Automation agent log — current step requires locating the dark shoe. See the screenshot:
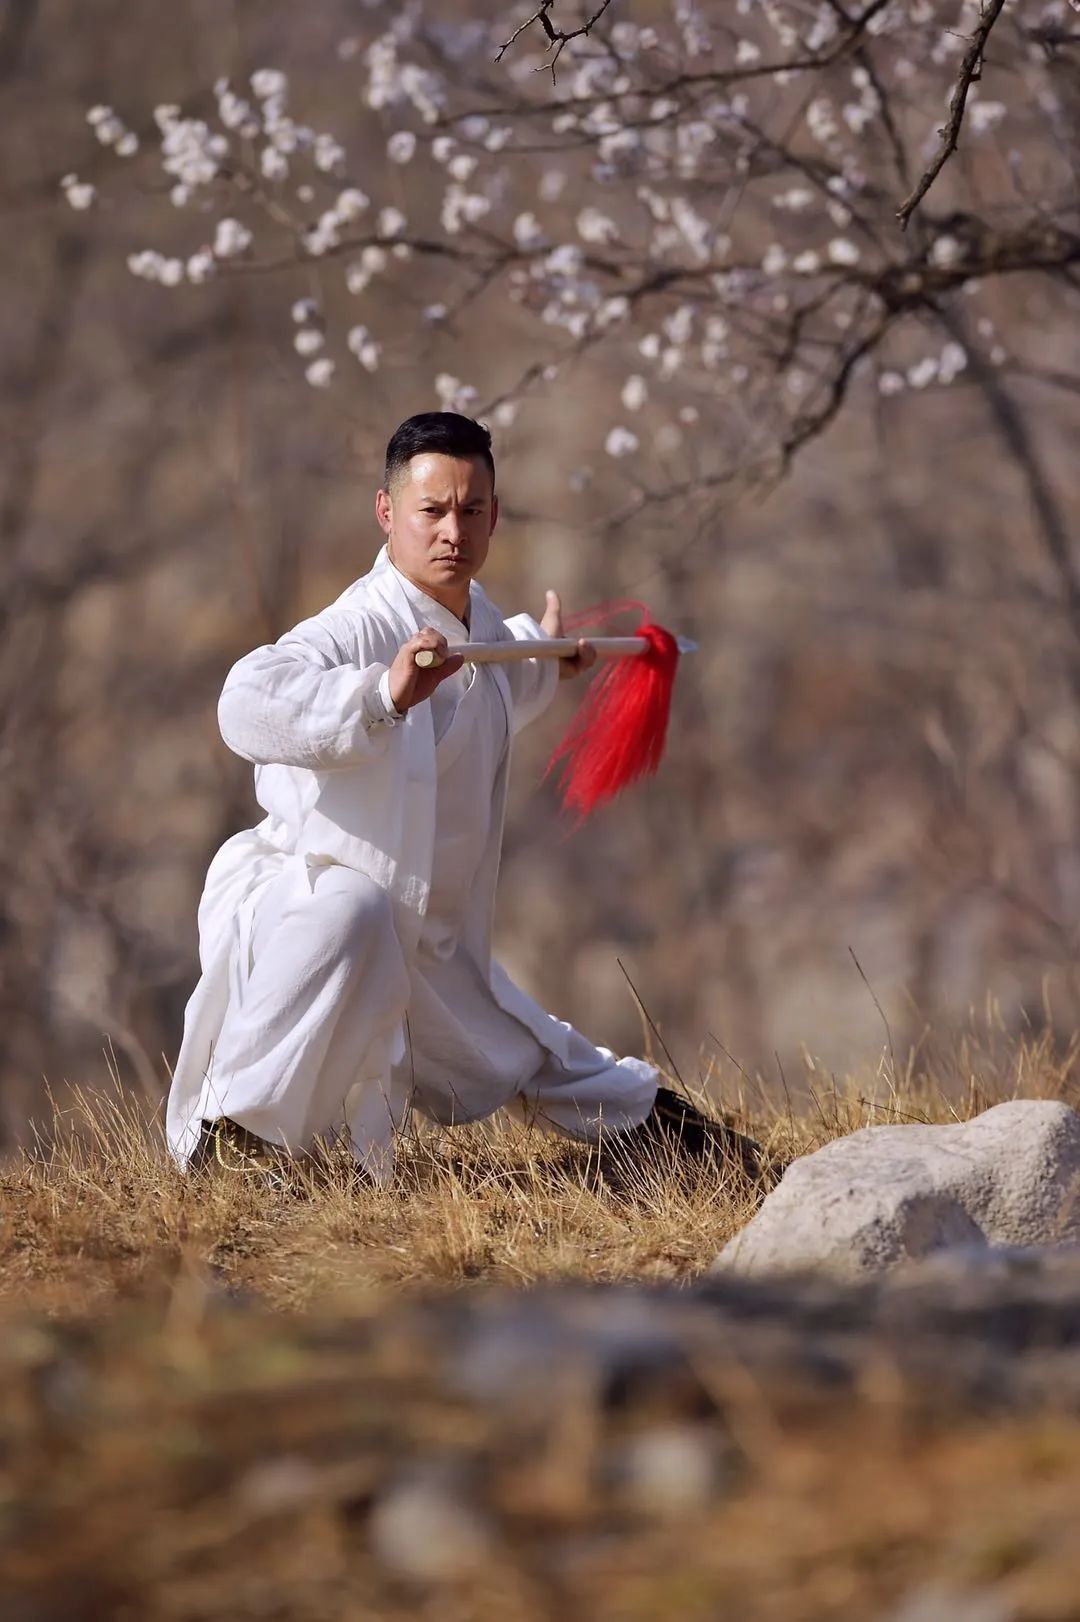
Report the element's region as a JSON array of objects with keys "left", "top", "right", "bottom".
[
  {"left": 190, "top": 1116, "right": 292, "bottom": 1188},
  {"left": 601, "top": 1086, "right": 781, "bottom": 1185}
]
